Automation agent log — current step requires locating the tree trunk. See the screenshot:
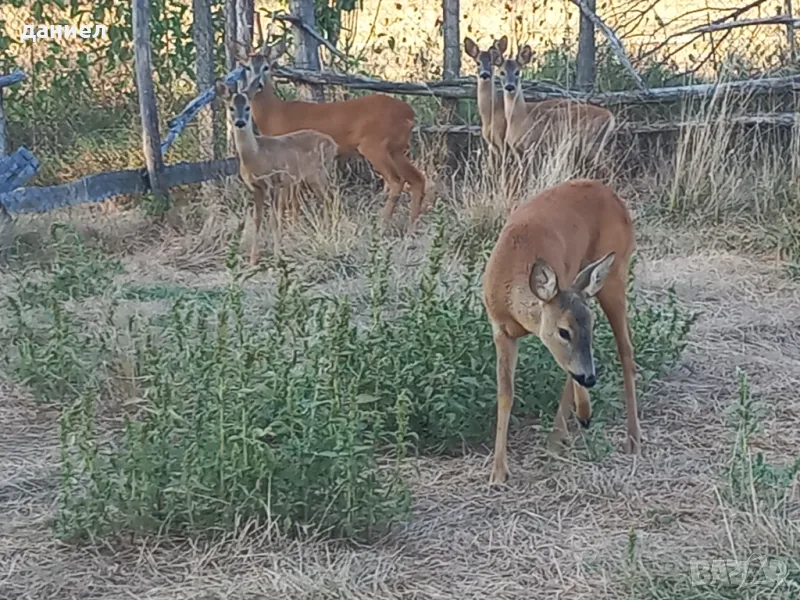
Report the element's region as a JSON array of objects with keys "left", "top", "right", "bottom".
[
  {"left": 576, "top": 0, "right": 597, "bottom": 91},
  {"left": 290, "top": 0, "right": 325, "bottom": 102},
  {"left": 441, "top": 0, "right": 461, "bottom": 168},
  {"left": 193, "top": 0, "right": 217, "bottom": 159},
  {"left": 132, "top": 0, "right": 170, "bottom": 210}
]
